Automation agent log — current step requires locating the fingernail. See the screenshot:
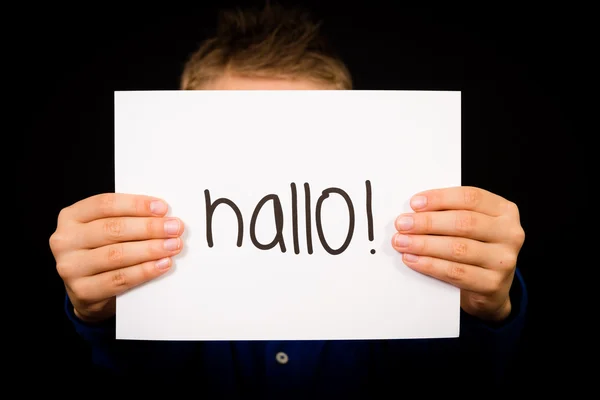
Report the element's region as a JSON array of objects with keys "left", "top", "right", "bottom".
[
  {"left": 404, "top": 253, "right": 419, "bottom": 262},
  {"left": 151, "top": 200, "right": 167, "bottom": 215},
  {"left": 394, "top": 234, "right": 411, "bottom": 247},
  {"left": 396, "top": 215, "right": 414, "bottom": 231},
  {"left": 411, "top": 196, "right": 427, "bottom": 210},
  {"left": 164, "top": 238, "right": 180, "bottom": 251},
  {"left": 155, "top": 257, "right": 171, "bottom": 270},
  {"left": 164, "top": 219, "right": 180, "bottom": 235}
]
